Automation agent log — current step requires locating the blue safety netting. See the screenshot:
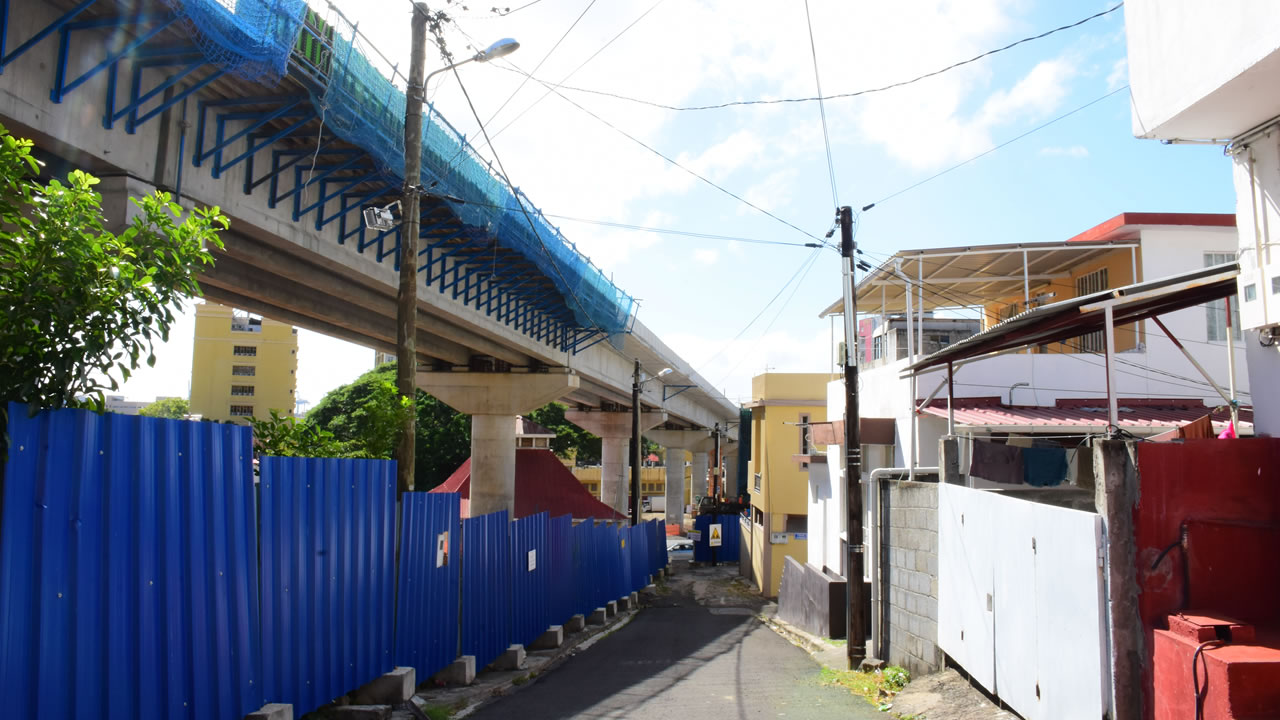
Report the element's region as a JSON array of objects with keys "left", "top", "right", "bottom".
[
  {"left": 310, "top": 11, "right": 634, "bottom": 339},
  {"left": 163, "top": 0, "right": 308, "bottom": 84}
]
